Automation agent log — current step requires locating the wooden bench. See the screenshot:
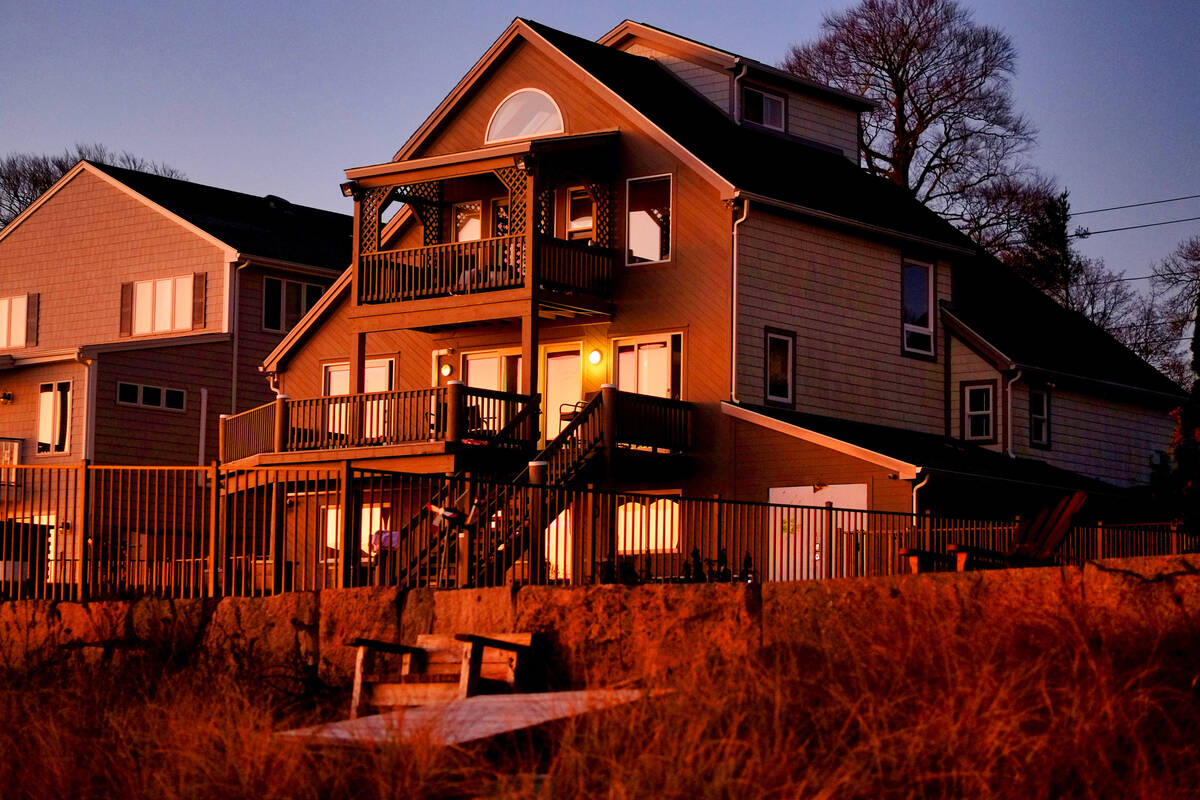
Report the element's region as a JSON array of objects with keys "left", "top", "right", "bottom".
[{"left": 345, "top": 632, "right": 542, "bottom": 718}]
